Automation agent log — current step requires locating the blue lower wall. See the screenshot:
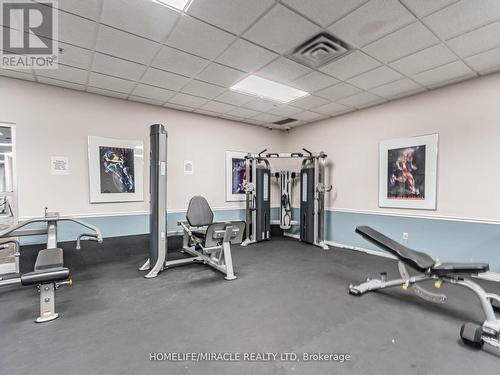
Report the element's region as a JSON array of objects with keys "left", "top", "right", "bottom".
[{"left": 20, "top": 208, "right": 500, "bottom": 272}]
